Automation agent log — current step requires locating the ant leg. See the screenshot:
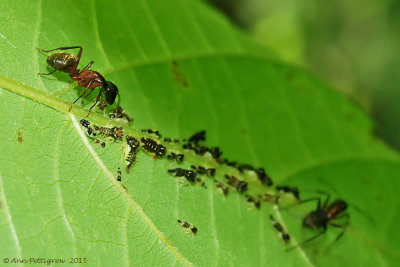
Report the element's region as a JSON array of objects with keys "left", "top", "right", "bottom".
[
  {"left": 299, "top": 197, "right": 322, "bottom": 209},
  {"left": 87, "top": 90, "right": 102, "bottom": 117},
  {"left": 280, "top": 196, "right": 321, "bottom": 211},
  {"left": 80, "top": 87, "right": 95, "bottom": 104},
  {"left": 330, "top": 223, "right": 348, "bottom": 242},
  {"left": 326, "top": 221, "right": 349, "bottom": 250},
  {"left": 68, "top": 80, "right": 93, "bottom": 112},
  {"left": 285, "top": 227, "right": 327, "bottom": 251},
  {"left": 315, "top": 191, "right": 330, "bottom": 209},
  {"left": 37, "top": 69, "right": 57, "bottom": 76},
  {"left": 116, "top": 92, "right": 121, "bottom": 106},
  {"left": 82, "top": 61, "right": 94, "bottom": 71}
]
